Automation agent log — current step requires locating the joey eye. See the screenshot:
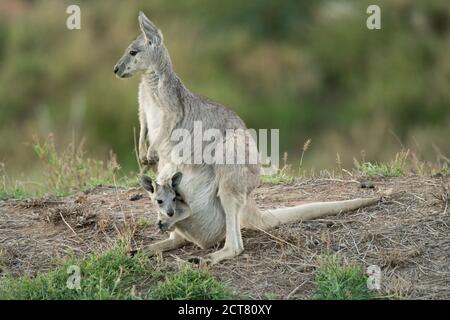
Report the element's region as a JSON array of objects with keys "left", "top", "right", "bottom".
[
  {"left": 129, "top": 50, "right": 138, "bottom": 56},
  {"left": 172, "top": 197, "right": 176, "bottom": 202},
  {"left": 157, "top": 200, "right": 163, "bottom": 204}
]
